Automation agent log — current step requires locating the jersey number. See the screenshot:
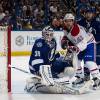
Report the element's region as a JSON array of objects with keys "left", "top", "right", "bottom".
[{"left": 35, "top": 51, "right": 40, "bottom": 57}]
